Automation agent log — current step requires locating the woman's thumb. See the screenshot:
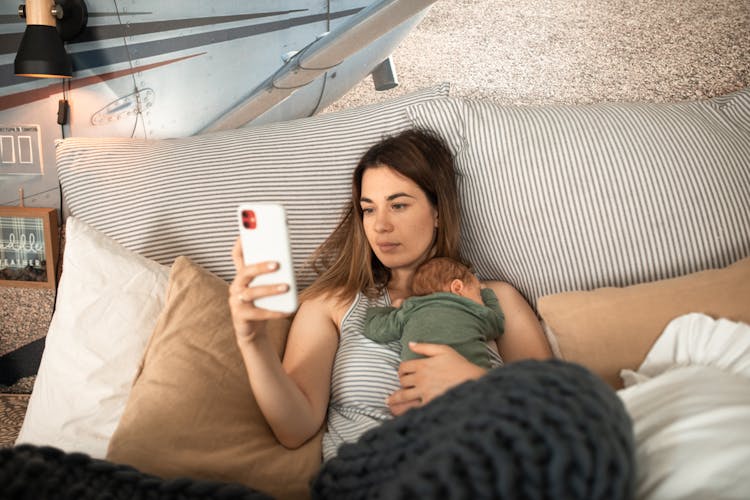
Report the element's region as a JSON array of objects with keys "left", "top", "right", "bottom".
[{"left": 408, "top": 341, "right": 449, "bottom": 357}]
